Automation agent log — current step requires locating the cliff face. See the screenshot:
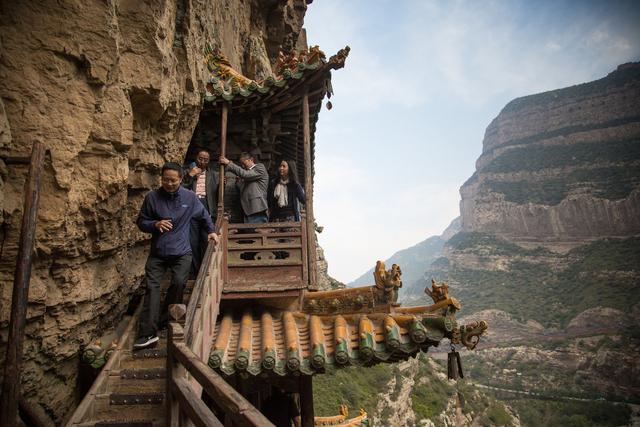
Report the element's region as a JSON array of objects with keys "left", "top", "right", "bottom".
[
  {"left": 0, "top": 0, "right": 308, "bottom": 424},
  {"left": 460, "top": 63, "right": 640, "bottom": 245}
]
